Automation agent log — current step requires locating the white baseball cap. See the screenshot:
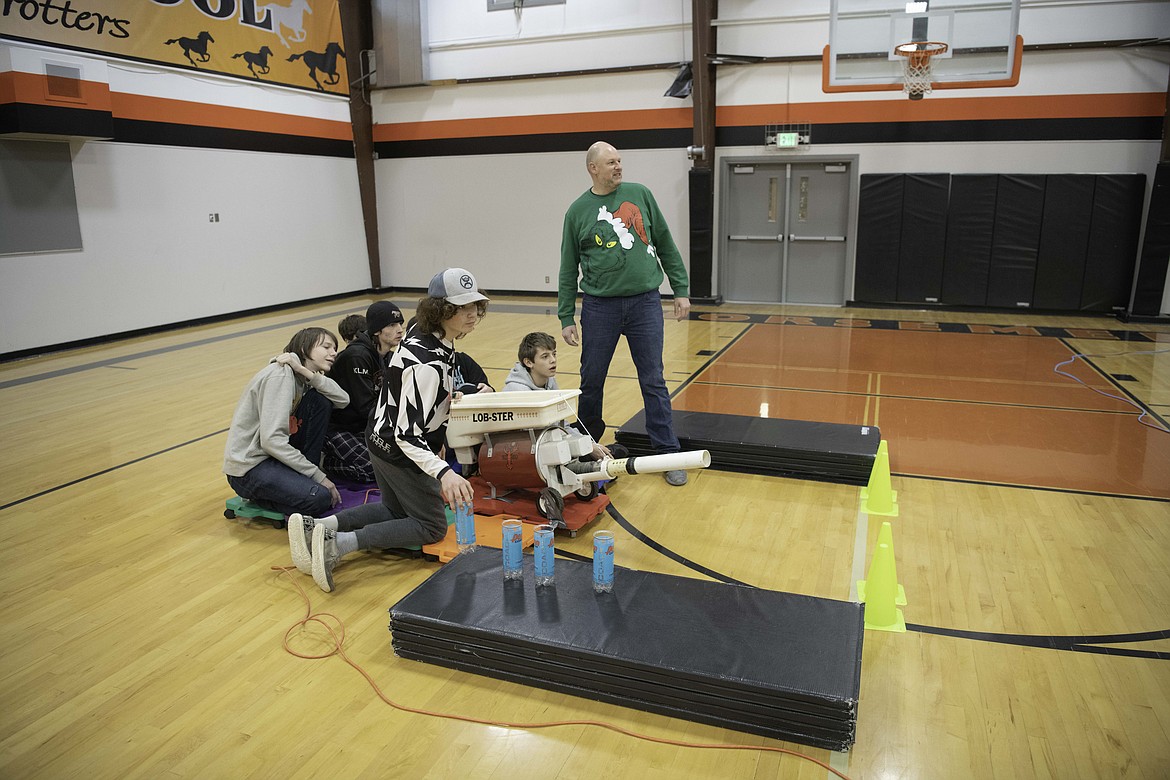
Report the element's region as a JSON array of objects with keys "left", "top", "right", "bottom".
[{"left": 428, "top": 268, "right": 489, "bottom": 306}]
